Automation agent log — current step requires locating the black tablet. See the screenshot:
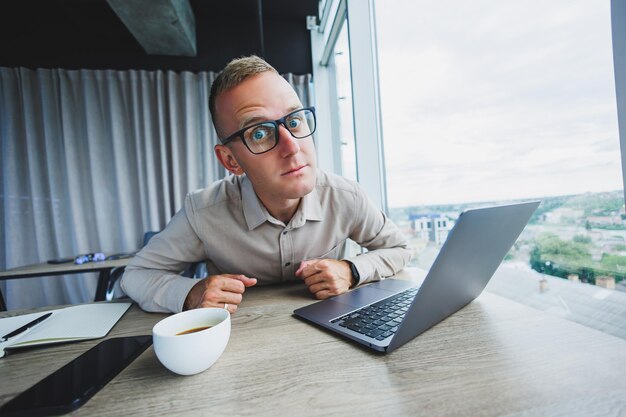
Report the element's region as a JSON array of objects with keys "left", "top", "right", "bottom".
[{"left": 0, "top": 336, "right": 152, "bottom": 416}]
